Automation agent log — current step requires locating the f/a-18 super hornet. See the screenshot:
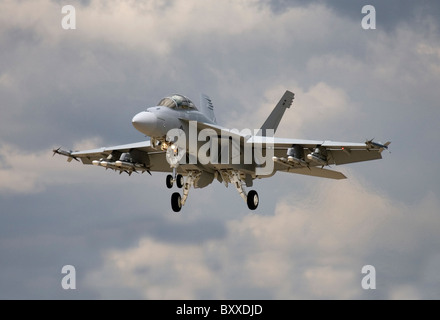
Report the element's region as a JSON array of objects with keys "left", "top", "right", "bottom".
[{"left": 54, "top": 91, "right": 390, "bottom": 212}]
